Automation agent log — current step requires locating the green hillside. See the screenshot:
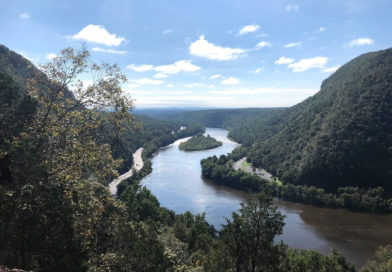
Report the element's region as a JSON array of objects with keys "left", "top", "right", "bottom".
[
  {"left": 230, "top": 48, "right": 392, "bottom": 193},
  {"left": 159, "top": 108, "right": 284, "bottom": 129}
]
